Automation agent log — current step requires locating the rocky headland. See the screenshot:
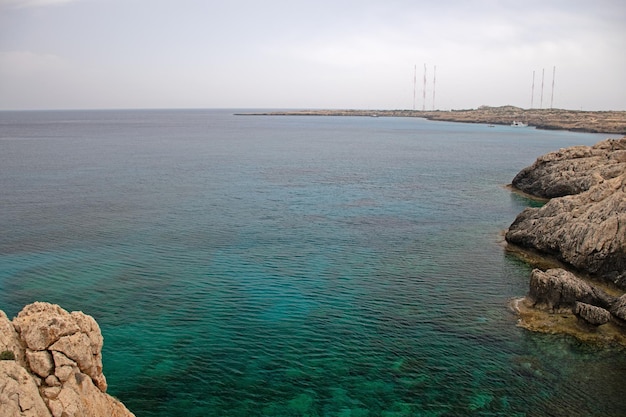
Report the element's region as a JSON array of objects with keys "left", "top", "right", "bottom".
[
  {"left": 0, "top": 302, "right": 134, "bottom": 417},
  {"left": 238, "top": 106, "right": 626, "bottom": 134},
  {"left": 505, "top": 137, "right": 626, "bottom": 346}
]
